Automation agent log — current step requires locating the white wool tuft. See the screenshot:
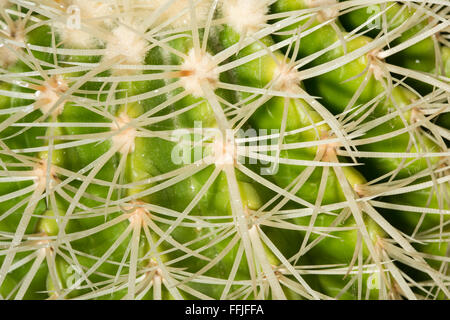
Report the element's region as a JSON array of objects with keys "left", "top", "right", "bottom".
[
  {"left": 132, "top": 0, "right": 213, "bottom": 29},
  {"left": 179, "top": 49, "right": 219, "bottom": 97},
  {"left": 273, "top": 63, "right": 302, "bottom": 94},
  {"left": 212, "top": 138, "right": 236, "bottom": 168},
  {"left": 72, "top": 0, "right": 113, "bottom": 21},
  {"left": 0, "top": 0, "right": 11, "bottom": 8},
  {"left": 305, "top": 0, "right": 339, "bottom": 22},
  {"left": 104, "top": 24, "right": 148, "bottom": 73},
  {"left": 34, "top": 76, "right": 69, "bottom": 116},
  {"left": 55, "top": 0, "right": 113, "bottom": 48},
  {"left": 32, "top": 161, "right": 57, "bottom": 189},
  {"left": 125, "top": 202, "right": 150, "bottom": 225},
  {"left": 222, "top": 0, "right": 269, "bottom": 35},
  {"left": 410, "top": 107, "right": 423, "bottom": 124},
  {"left": 0, "top": 20, "right": 26, "bottom": 68},
  {"left": 59, "top": 28, "right": 101, "bottom": 49},
  {"left": 111, "top": 112, "right": 138, "bottom": 154},
  {"left": 0, "top": 45, "right": 20, "bottom": 68},
  {"left": 368, "top": 49, "right": 385, "bottom": 81}
]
